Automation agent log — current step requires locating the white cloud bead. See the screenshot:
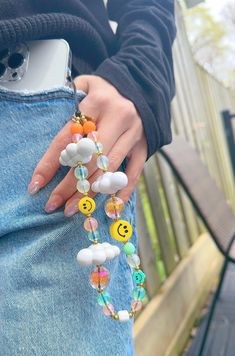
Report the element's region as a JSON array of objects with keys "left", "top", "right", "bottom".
[
  {"left": 77, "top": 249, "right": 93, "bottom": 266},
  {"left": 105, "top": 247, "right": 115, "bottom": 260},
  {"left": 111, "top": 172, "right": 128, "bottom": 189},
  {"left": 77, "top": 243, "right": 120, "bottom": 266},
  {"left": 91, "top": 171, "right": 128, "bottom": 194},
  {"left": 77, "top": 138, "right": 96, "bottom": 156},
  {"left": 92, "top": 250, "right": 106, "bottom": 264},
  {"left": 59, "top": 139, "right": 95, "bottom": 167}
]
